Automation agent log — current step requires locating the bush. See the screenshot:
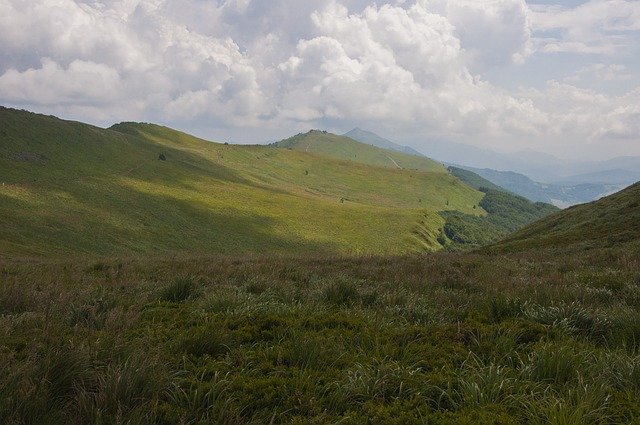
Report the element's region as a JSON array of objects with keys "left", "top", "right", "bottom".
[{"left": 526, "top": 302, "right": 612, "bottom": 343}]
